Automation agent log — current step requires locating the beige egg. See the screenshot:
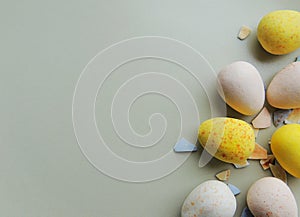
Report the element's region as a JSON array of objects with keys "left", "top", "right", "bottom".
[
  {"left": 217, "top": 61, "right": 265, "bottom": 115},
  {"left": 181, "top": 180, "right": 236, "bottom": 217},
  {"left": 247, "top": 177, "right": 298, "bottom": 217},
  {"left": 267, "top": 62, "right": 300, "bottom": 109}
]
